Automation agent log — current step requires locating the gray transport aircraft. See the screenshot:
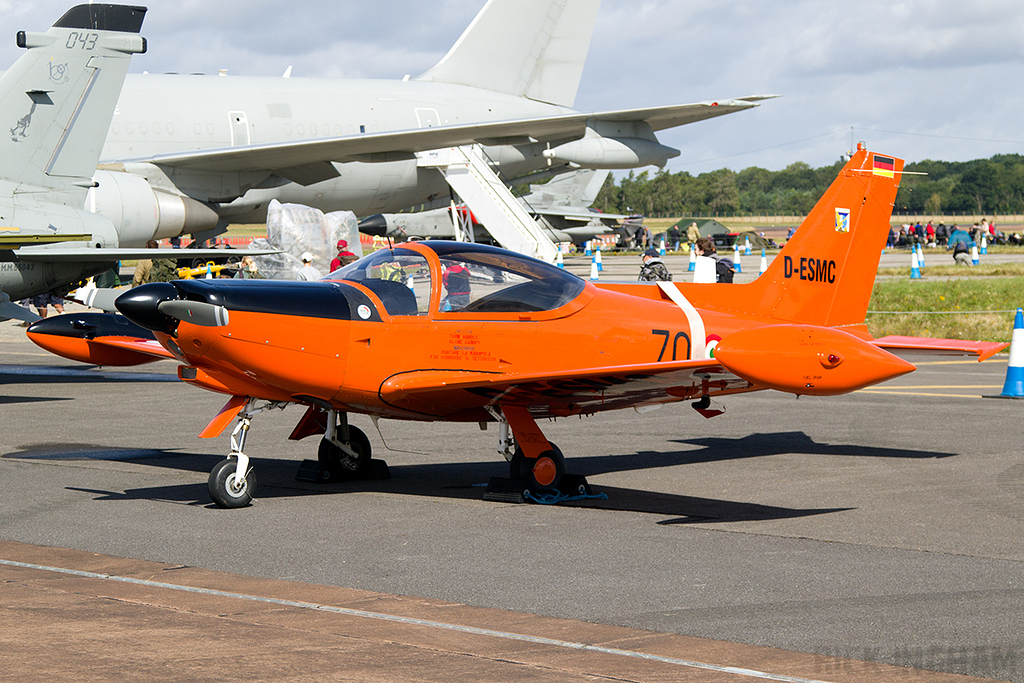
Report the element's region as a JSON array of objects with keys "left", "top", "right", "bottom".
[
  {"left": 358, "top": 169, "right": 632, "bottom": 245},
  {"left": 92, "top": 0, "right": 771, "bottom": 242},
  {"left": 0, "top": 4, "right": 276, "bottom": 322}
]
